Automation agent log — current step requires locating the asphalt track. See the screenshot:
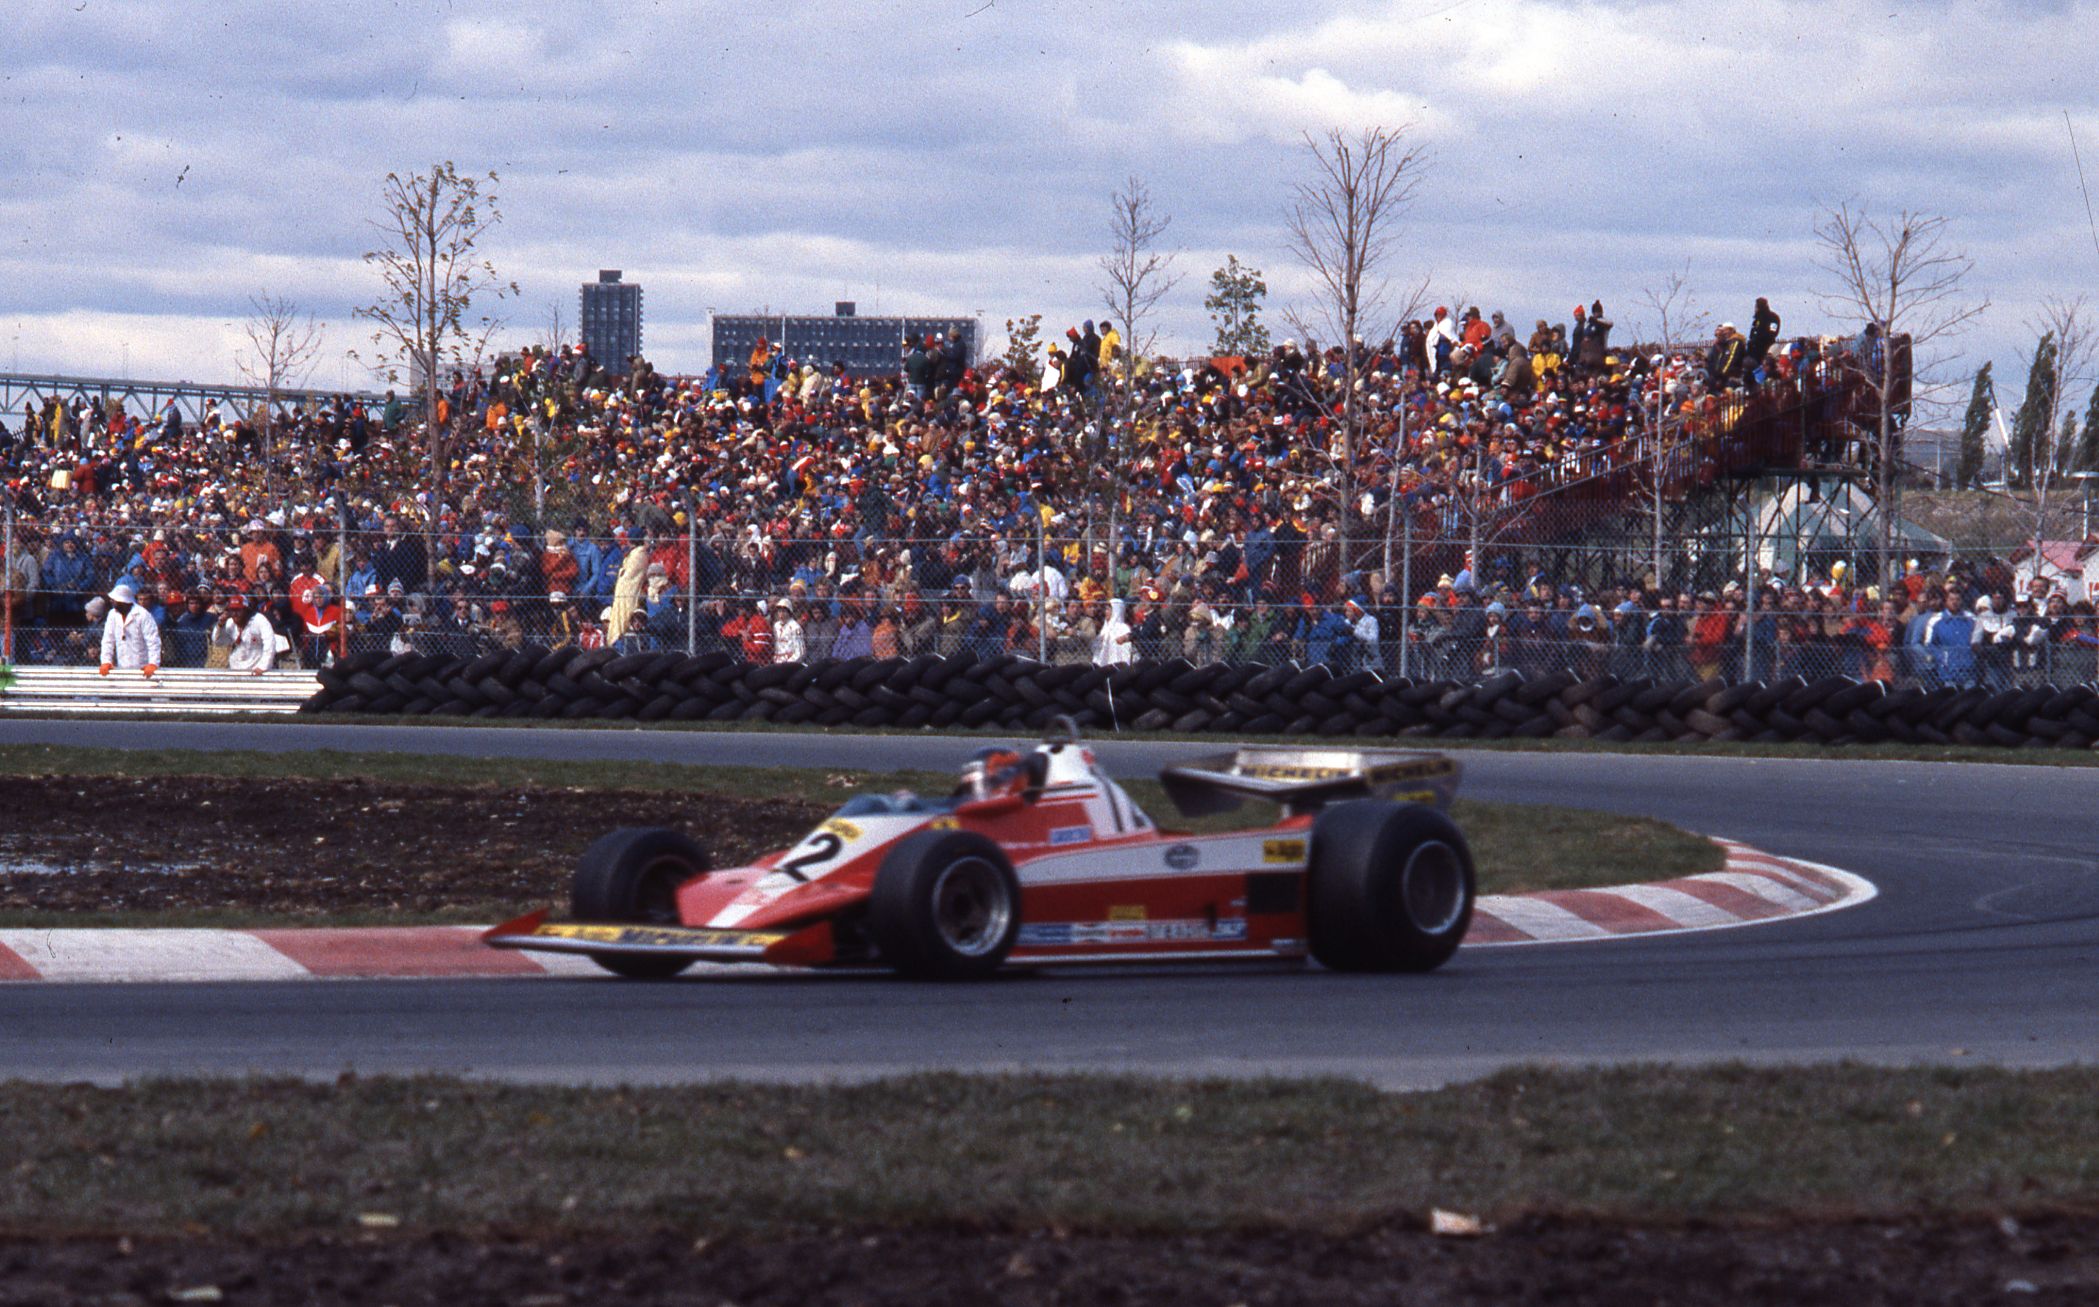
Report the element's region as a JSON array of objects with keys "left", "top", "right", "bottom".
[{"left": 2, "top": 718, "right": 2096, "bottom": 1087}]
